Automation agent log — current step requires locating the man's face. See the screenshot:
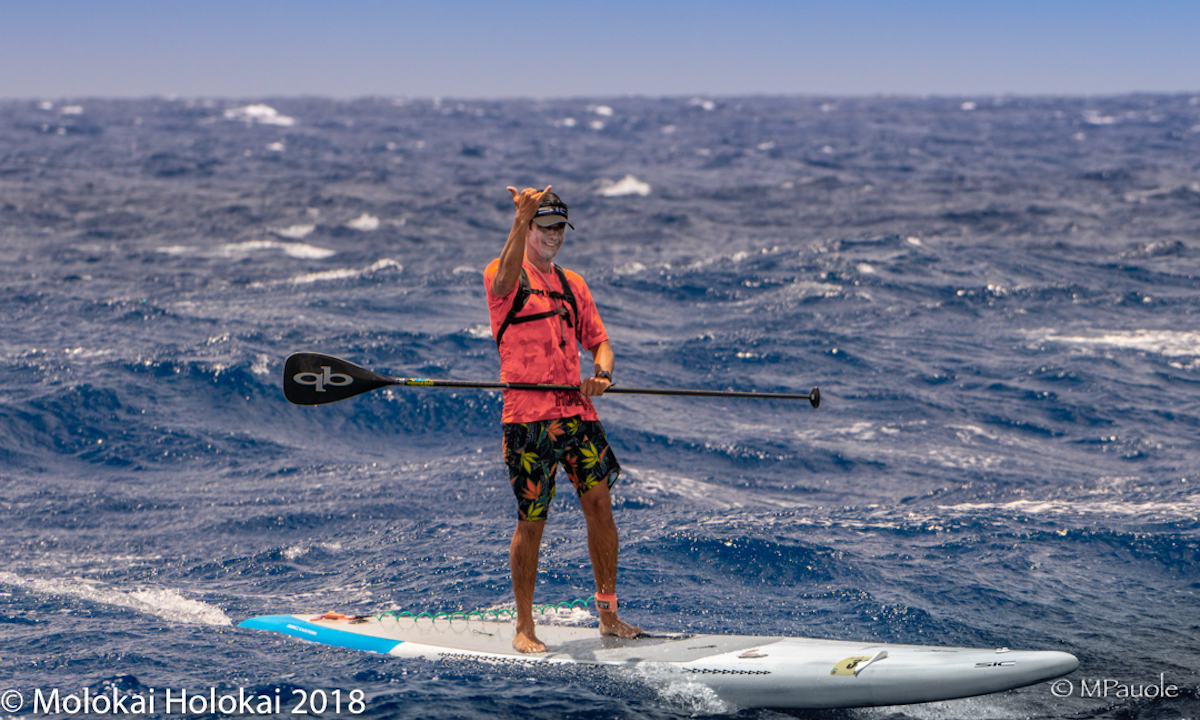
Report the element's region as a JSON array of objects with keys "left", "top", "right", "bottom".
[{"left": 526, "top": 221, "right": 566, "bottom": 264}]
